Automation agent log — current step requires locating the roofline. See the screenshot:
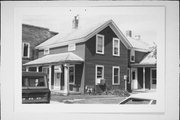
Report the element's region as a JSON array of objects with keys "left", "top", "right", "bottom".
[
  {"left": 36, "top": 19, "right": 132, "bottom": 50},
  {"left": 130, "top": 64, "right": 156, "bottom": 67}
]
